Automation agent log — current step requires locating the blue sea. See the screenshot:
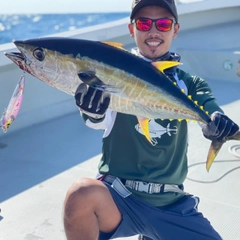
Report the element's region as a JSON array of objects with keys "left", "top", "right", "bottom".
[{"left": 0, "top": 13, "right": 129, "bottom": 45}]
